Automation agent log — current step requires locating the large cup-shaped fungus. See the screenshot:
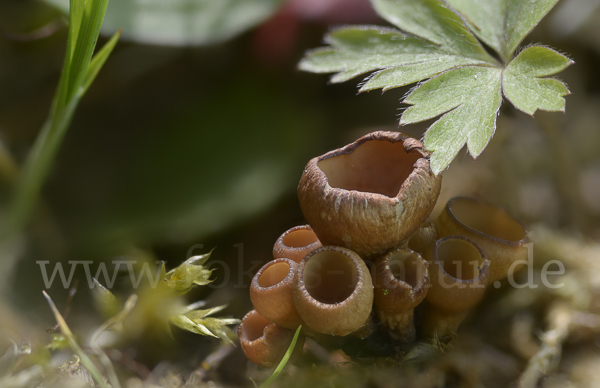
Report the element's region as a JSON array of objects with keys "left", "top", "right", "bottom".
[
  {"left": 293, "top": 246, "right": 373, "bottom": 336},
  {"left": 273, "top": 225, "right": 322, "bottom": 263},
  {"left": 250, "top": 258, "right": 302, "bottom": 329},
  {"left": 238, "top": 310, "right": 305, "bottom": 368},
  {"left": 298, "top": 131, "right": 441, "bottom": 258},
  {"left": 422, "top": 236, "right": 490, "bottom": 339},
  {"left": 436, "top": 197, "right": 528, "bottom": 284},
  {"left": 372, "top": 247, "right": 429, "bottom": 342}
]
